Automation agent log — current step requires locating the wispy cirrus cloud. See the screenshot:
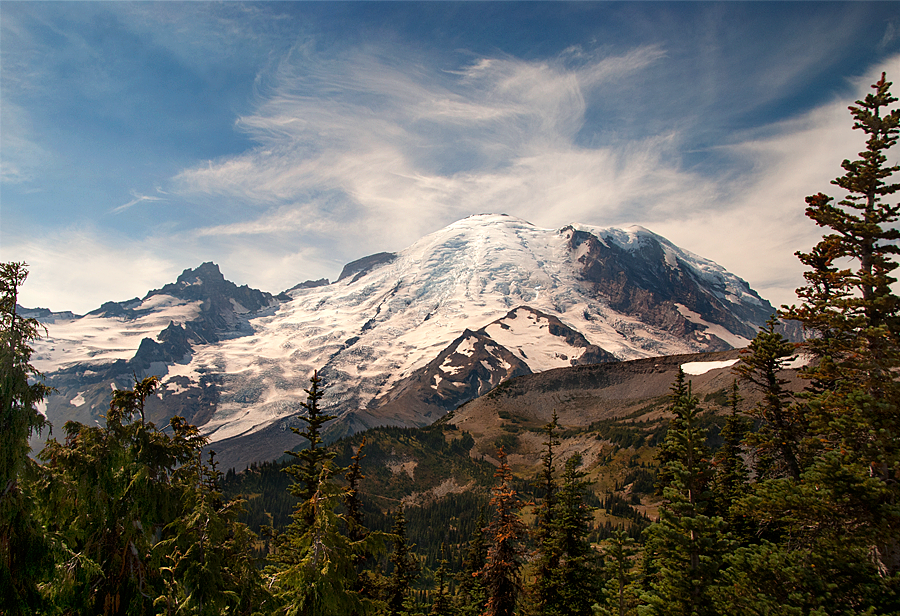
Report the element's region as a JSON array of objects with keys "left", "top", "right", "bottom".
[
  {"left": 176, "top": 45, "right": 693, "bottom": 246},
  {"left": 176, "top": 43, "right": 900, "bottom": 308},
  {"left": 112, "top": 190, "right": 167, "bottom": 214},
  {"left": 0, "top": 101, "right": 48, "bottom": 184}
]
